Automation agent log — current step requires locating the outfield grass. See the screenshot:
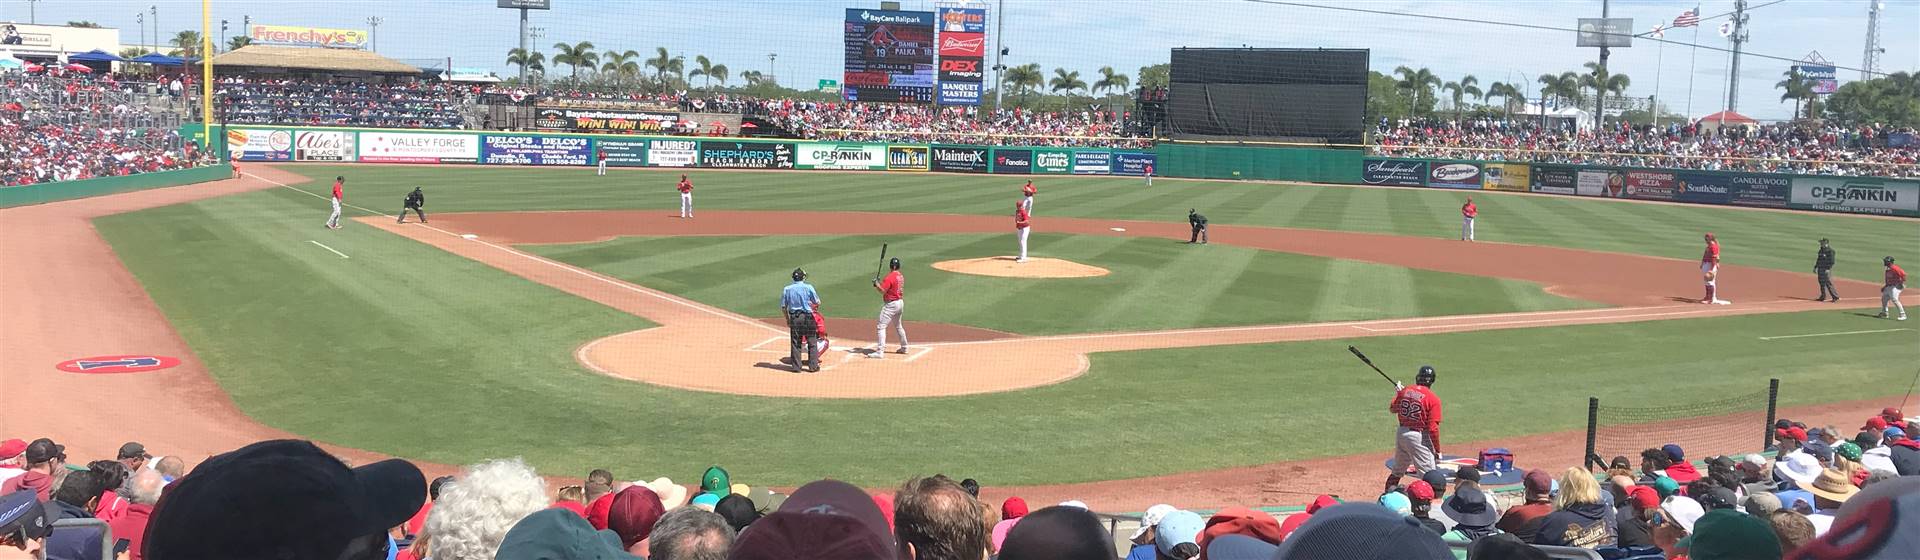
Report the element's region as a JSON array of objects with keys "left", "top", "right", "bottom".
[
  {"left": 524, "top": 233, "right": 1597, "bottom": 335},
  {"left": 96, "top": 186, "right": 1919, "bottom": 485},
  {"left": 279, "top": 165, "right": 1919, "bottom": 283}
]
